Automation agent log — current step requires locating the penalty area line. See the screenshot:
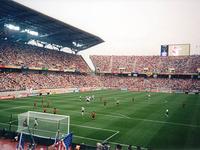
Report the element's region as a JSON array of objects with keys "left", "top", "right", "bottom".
[
  {"left": 74, "top": 135, "right": 147, "bottom": 150},
  {"left": 103, "top": 131, "right": 119, "bottom": 143}
]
